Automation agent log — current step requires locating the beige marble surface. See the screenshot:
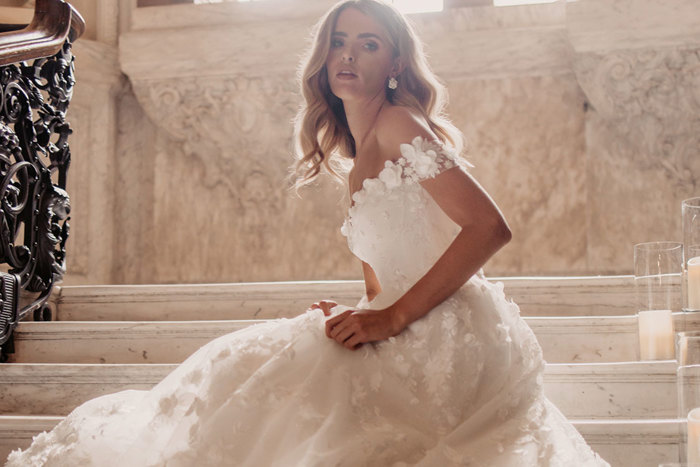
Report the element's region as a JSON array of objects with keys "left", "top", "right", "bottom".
[
  {"left": 447, "top": 74, "right": 588, "bottom": 274},
  {"left": 56, "top": 0, "right": 700, "bottom": 284}
]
